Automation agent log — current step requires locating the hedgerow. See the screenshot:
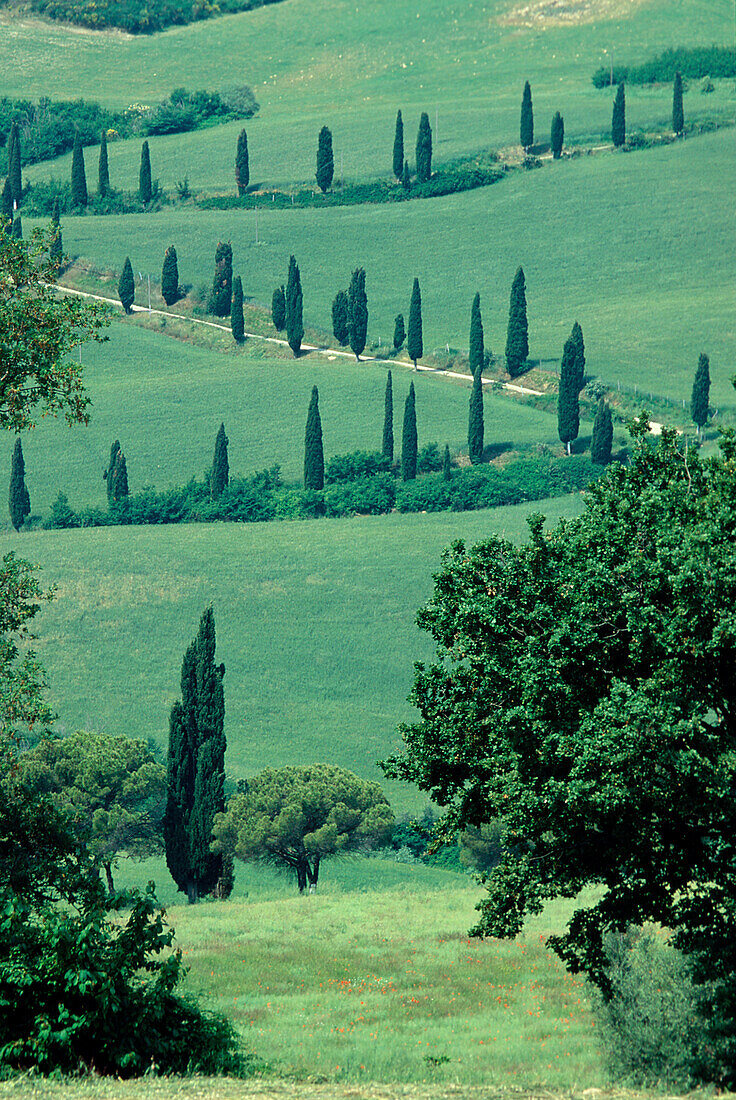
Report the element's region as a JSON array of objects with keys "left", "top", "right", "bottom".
[
  {"left": 7, "top": 0, "right": 285, "bottom": 34},
  {"left": 592, "top": 45, "right": 735, "bottom": 87}
]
